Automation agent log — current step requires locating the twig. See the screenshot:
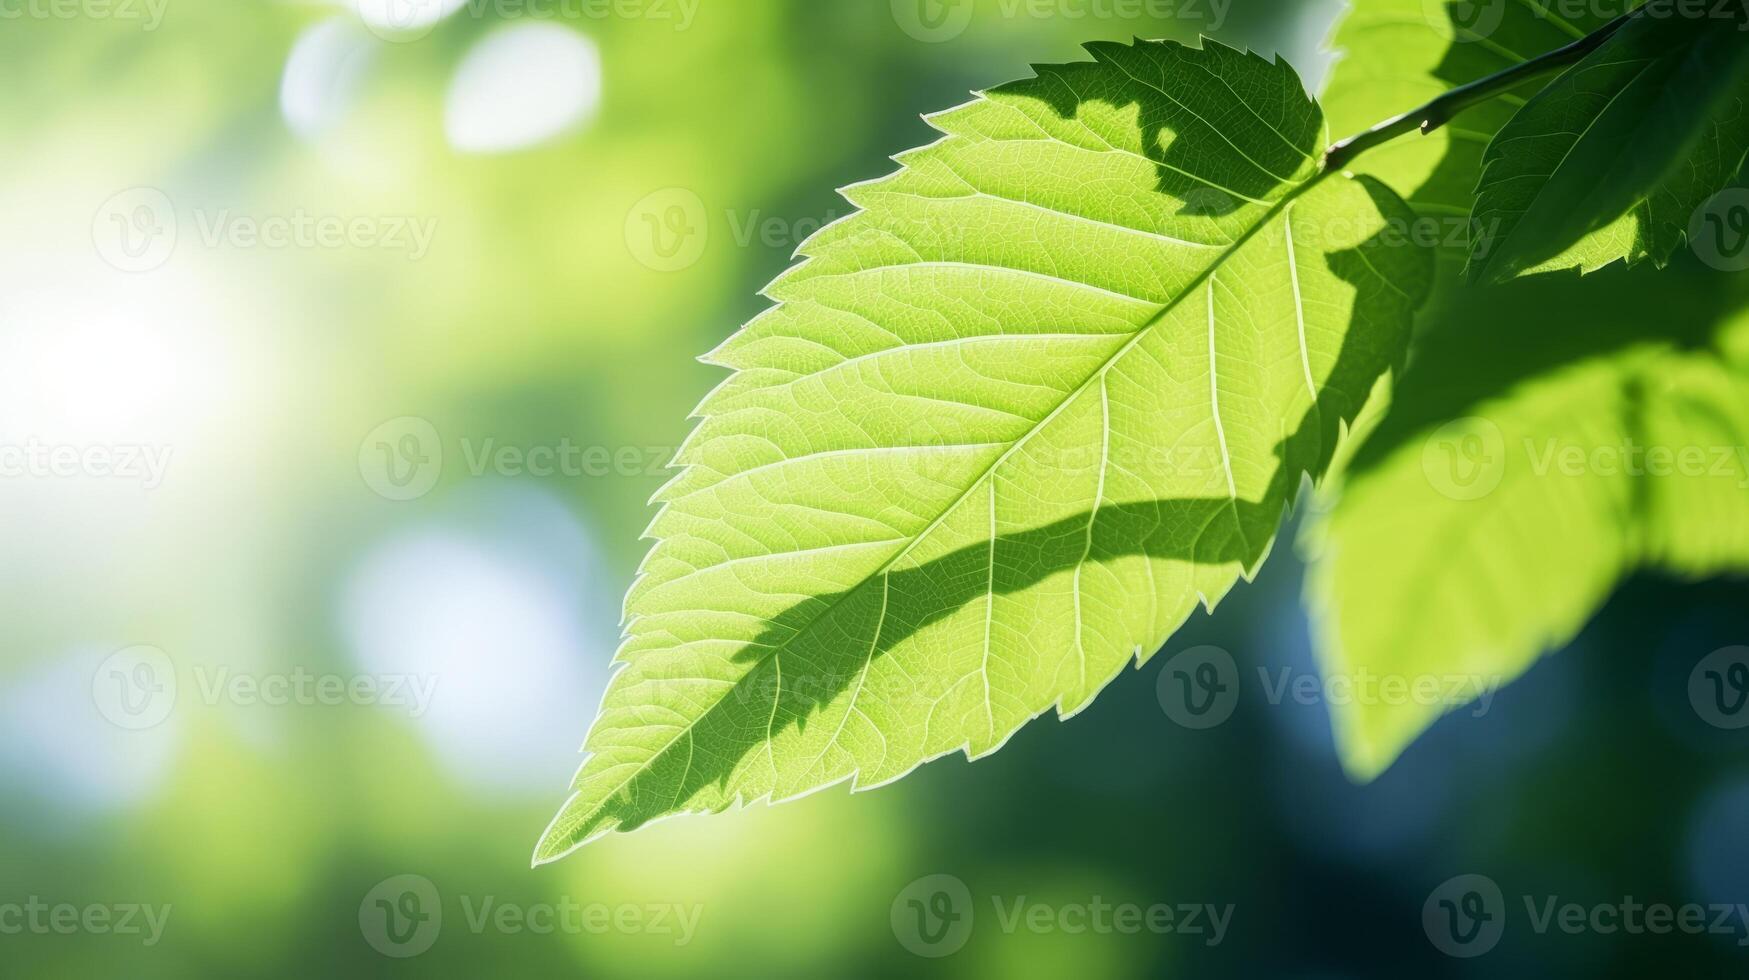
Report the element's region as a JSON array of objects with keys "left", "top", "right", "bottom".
[{"left": 1321, "top": 8, "right": 1639, "bottom": 173}]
